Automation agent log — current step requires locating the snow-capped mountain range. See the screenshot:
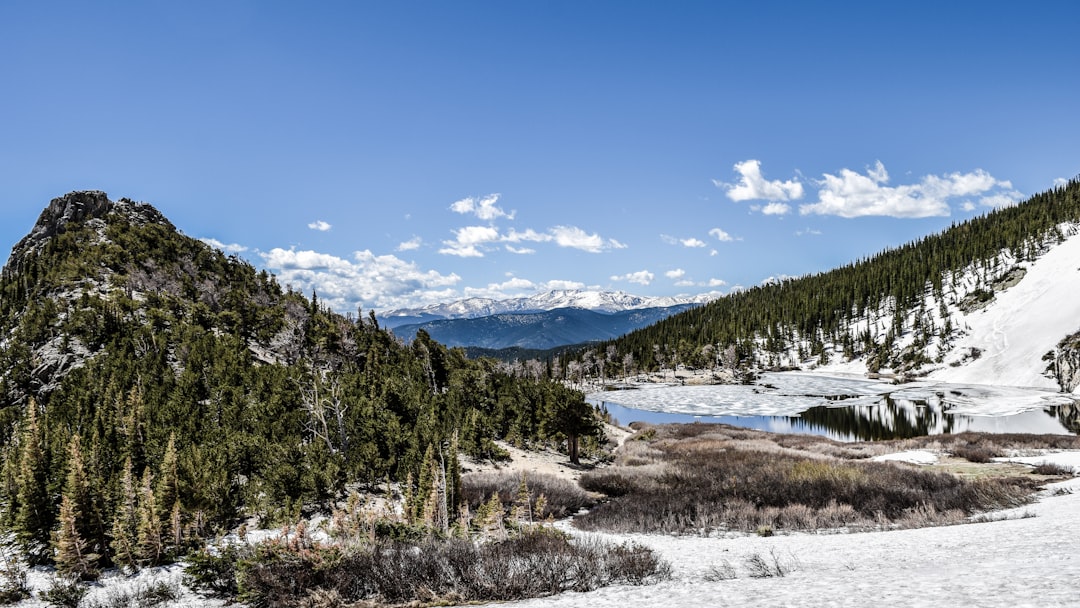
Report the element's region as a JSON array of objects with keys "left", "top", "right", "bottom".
[{"left": 378, "top": 289, "right": 718, "bottom": 329}]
